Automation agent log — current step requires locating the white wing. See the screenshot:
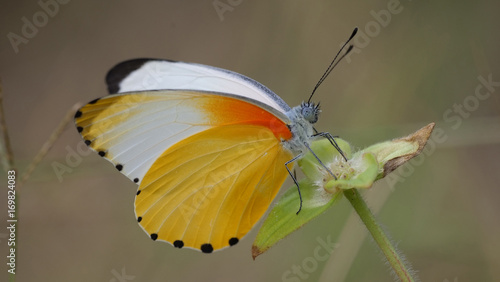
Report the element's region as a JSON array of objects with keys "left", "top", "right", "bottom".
[{"left": 105, "top": 58, "right": 291, "bottom": 114}]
